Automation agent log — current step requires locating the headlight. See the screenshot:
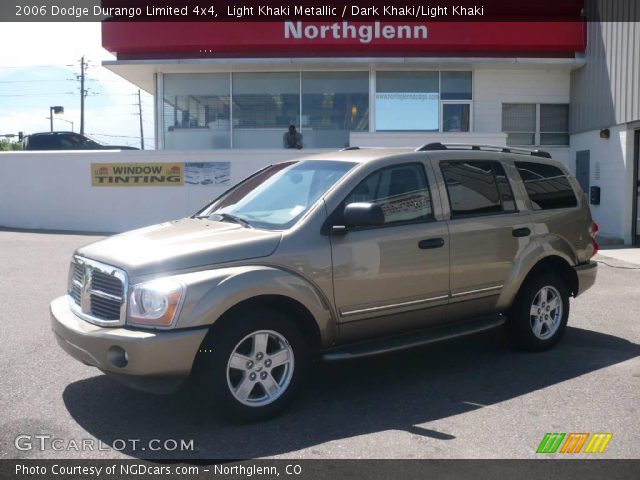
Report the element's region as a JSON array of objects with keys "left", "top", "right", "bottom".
[{"left": 128, "top": 278, "right": 185, "bottom": 328}]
